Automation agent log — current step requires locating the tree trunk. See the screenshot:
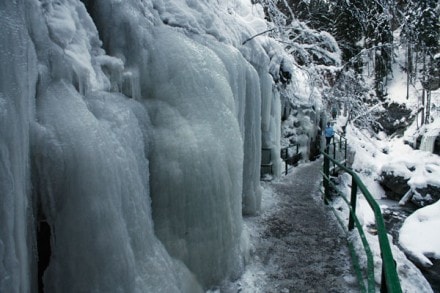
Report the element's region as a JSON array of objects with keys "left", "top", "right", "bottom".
[
  {"left": 406, "top": 43, "right": 412, "bottom": 100},
  {"left": 421, "top": 89, "right": 425, "bottom": 126},
  {"left": 425, "top": 90, "right": 431, "bottom": 124},
  {"left": 421, "top": 51, "right": 426, "bottom": 126}
]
